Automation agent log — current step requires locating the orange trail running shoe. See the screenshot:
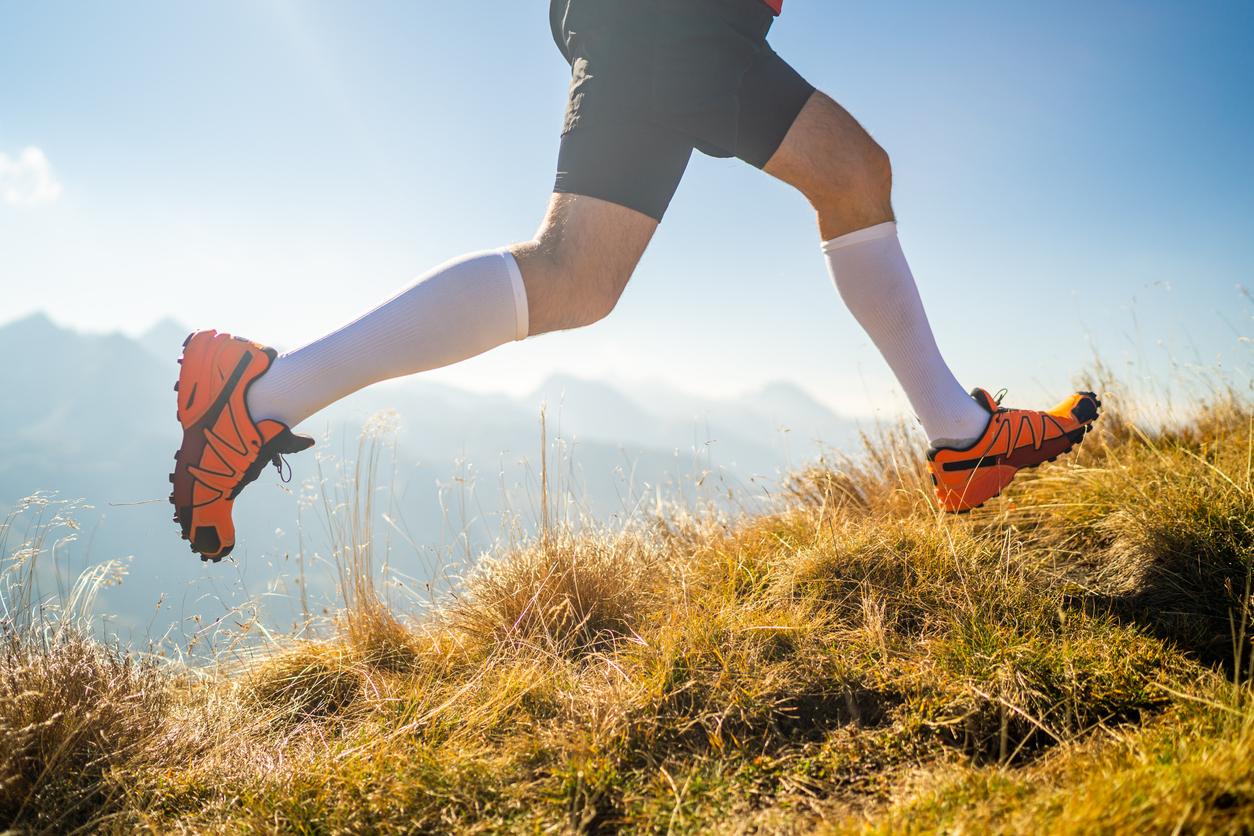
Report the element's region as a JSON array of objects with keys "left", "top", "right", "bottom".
[
  {"left": 170, "top": 330, "right": 314, "bottom": 561},
  {"left": 927, "top": 388, "right": 1101, "bottom": 513}
]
